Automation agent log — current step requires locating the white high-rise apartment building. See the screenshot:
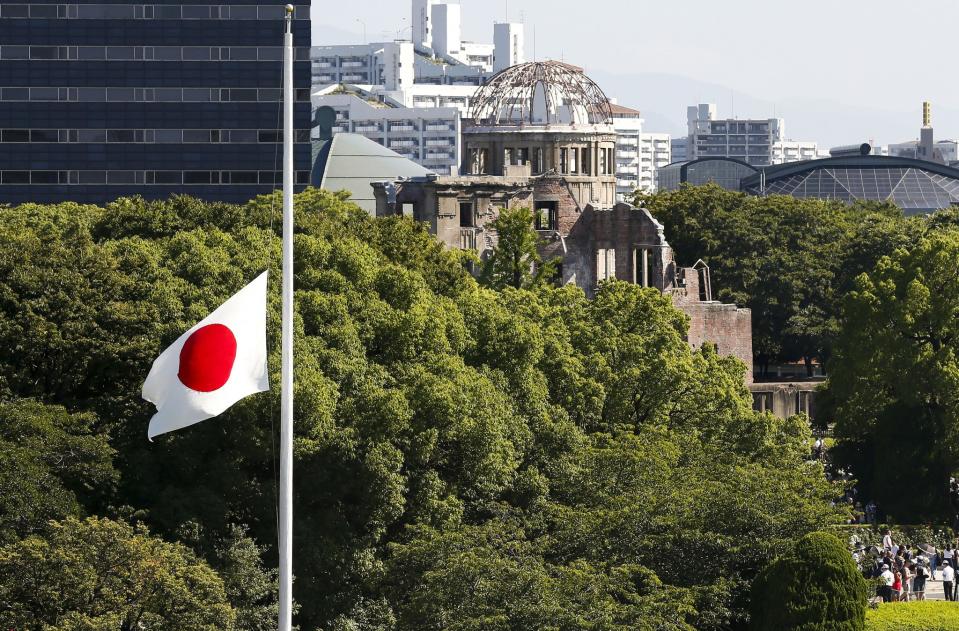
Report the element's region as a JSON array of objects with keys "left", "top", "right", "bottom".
[
  {"left": 685, "top": 103, "right": 819, "bottom": 167},
  {"left": 412, "top": 0, "right": 436, "bottom": 51},
  {"left": 611, "top": 104, "right": 671, "bottom": 199},
  {"left": 493, "top": 22, "right": 524, "bottom": 72},
  {"left": 313, "top": 89, "right": 461, "bottom": 175},
  {"left": 771, "top": 140, "right": 821, "bottom": 164}
]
